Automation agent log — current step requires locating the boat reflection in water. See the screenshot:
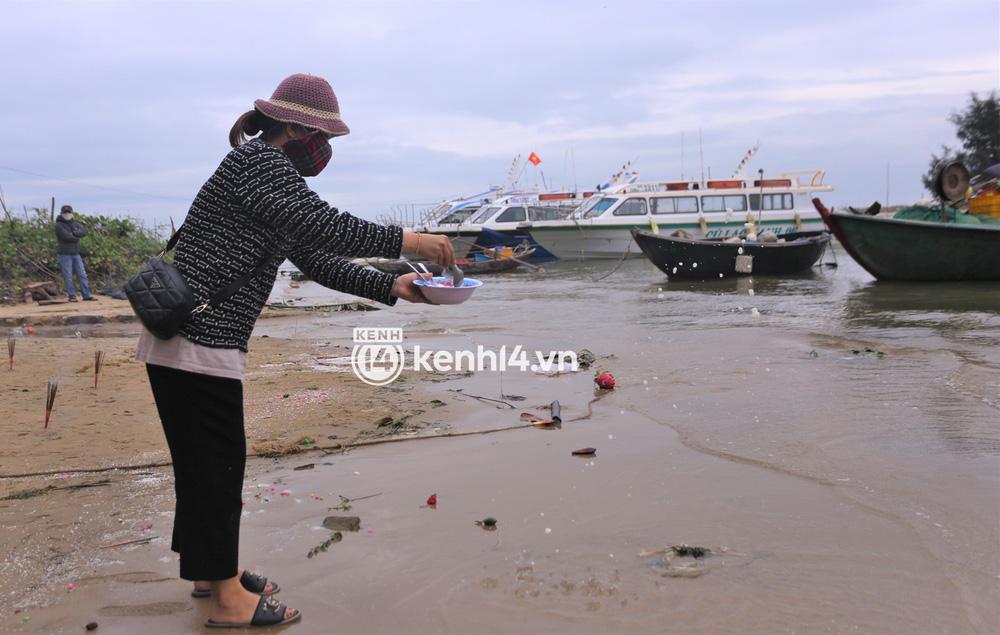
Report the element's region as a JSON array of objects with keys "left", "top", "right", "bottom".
[{"left": 842, "top": 280, "right": 1000, "bottom": 331}]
